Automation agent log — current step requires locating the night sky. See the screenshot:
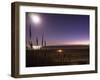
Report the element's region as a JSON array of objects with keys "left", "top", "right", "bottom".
[{"left": 26, "top": 12, "right": 89, "bottom": 46}]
